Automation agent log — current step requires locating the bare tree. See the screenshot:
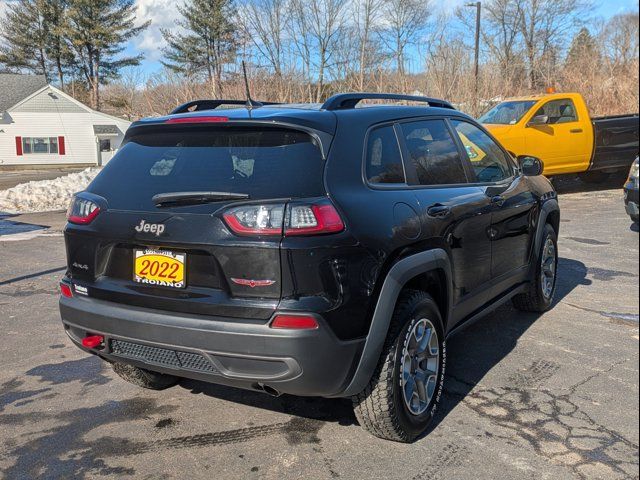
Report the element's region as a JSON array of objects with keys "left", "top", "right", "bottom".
[
  {"left": 480, "top": 0, "right": 526, "bottom": 85},
  {"left": 102, "top": 67, "right": 148, "bottom": 120},
  {"left": 380, "top": 0, "right": 431, "bottom": 76},
  {"left": 238, "top": 0, "right": 289, "bottom": 78},
  {"left": 601, "top": 12, "right": 639, "bottom": 70},
  {"left": 352, "top": 0, "right": 383, "bottom": 90},
  {"left": 288, "top": 0, "right": 348, "bottom": 101},
  {"left": 518, "top": 0, "right": 590, "bottom": 88}
]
